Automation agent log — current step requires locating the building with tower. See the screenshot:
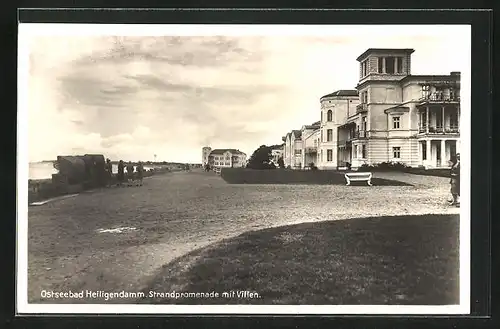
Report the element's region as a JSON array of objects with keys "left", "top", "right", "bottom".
[
  {"left": 337, "top": 48, "right": 460, "bottom": 169},
  {"left": 279, "top": 47, "right": 461, "bottom": 170}
]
